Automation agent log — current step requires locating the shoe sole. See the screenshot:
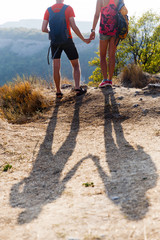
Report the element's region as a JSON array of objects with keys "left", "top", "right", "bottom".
[{"left": 99, "top": 83, "right": 112, "bottom": 88}]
